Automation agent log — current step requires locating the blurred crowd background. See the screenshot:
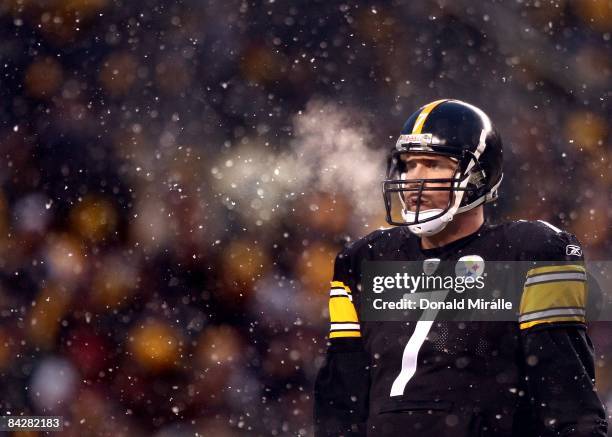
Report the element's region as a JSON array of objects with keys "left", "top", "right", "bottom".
[{"left": 0, "top": 0, "right": 610, "bottom": 435}]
